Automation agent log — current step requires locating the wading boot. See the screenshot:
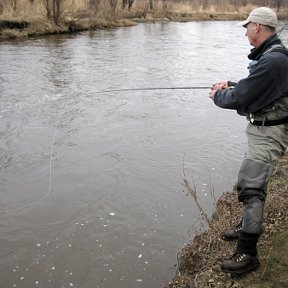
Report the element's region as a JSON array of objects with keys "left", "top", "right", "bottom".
[
  {"left": 221, "top": 223, "right": 242, "bottom": 241},
  {"left": 221, "top": 253, "right": 260, "bottom": 274}
]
